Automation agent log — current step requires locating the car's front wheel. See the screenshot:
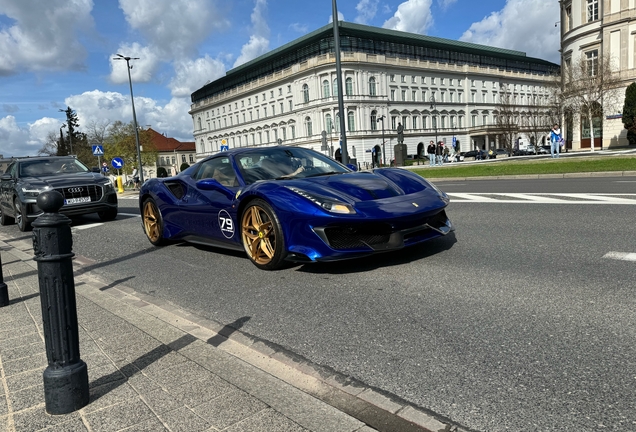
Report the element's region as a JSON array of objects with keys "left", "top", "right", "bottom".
[
  {"left": 98, "top": 208, "right": 118, "bottom": 221},
  {"left": 0, "top": 206, "right": 14, "bottom": 226},
  {"left": 241, "top": 199, "right": 286, "bottom": 270},
  {"left": 142, "top": 198, "right": 166, "bottom": 246},
  {"left": 14, "top": 198, "right": 31, "bottom": 232}
]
